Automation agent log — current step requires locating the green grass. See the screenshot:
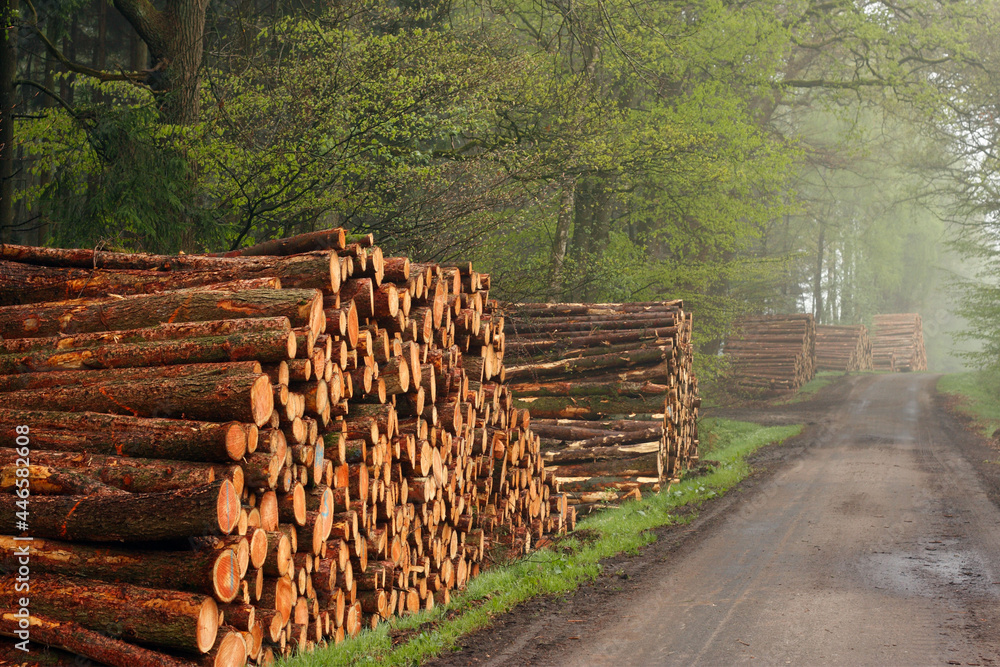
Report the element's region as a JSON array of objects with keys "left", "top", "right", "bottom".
[
  {"left": 278, "top": 418, "right": 802, "bottom": 667},
  {"left": 937, "top": 370, "right": 1000, "bottom": 437}
]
